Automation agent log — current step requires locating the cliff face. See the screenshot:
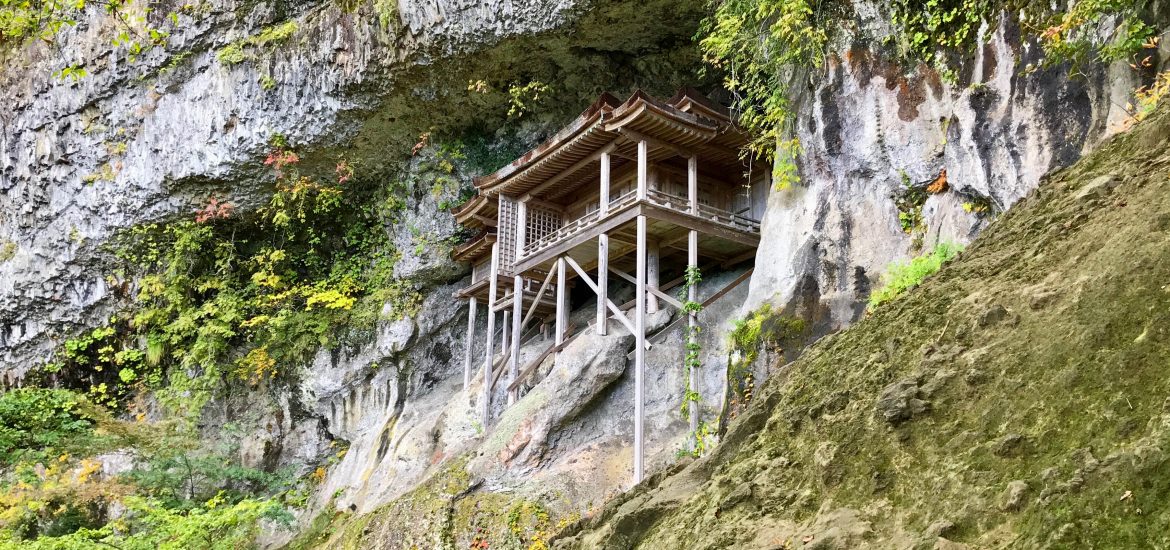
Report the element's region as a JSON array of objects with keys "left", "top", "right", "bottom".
[
  {"left": 0, "top": 0, "right": 707, "bottom": 376},
  {"left": 554, "top": 103, "right": 1170, "bottom": 550},
  {"left": 0, "top": 0, "right": 1164, "bottom": 548},
  {"left": 745, "top": 13, "right": 1140, "bottom": 330}
]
